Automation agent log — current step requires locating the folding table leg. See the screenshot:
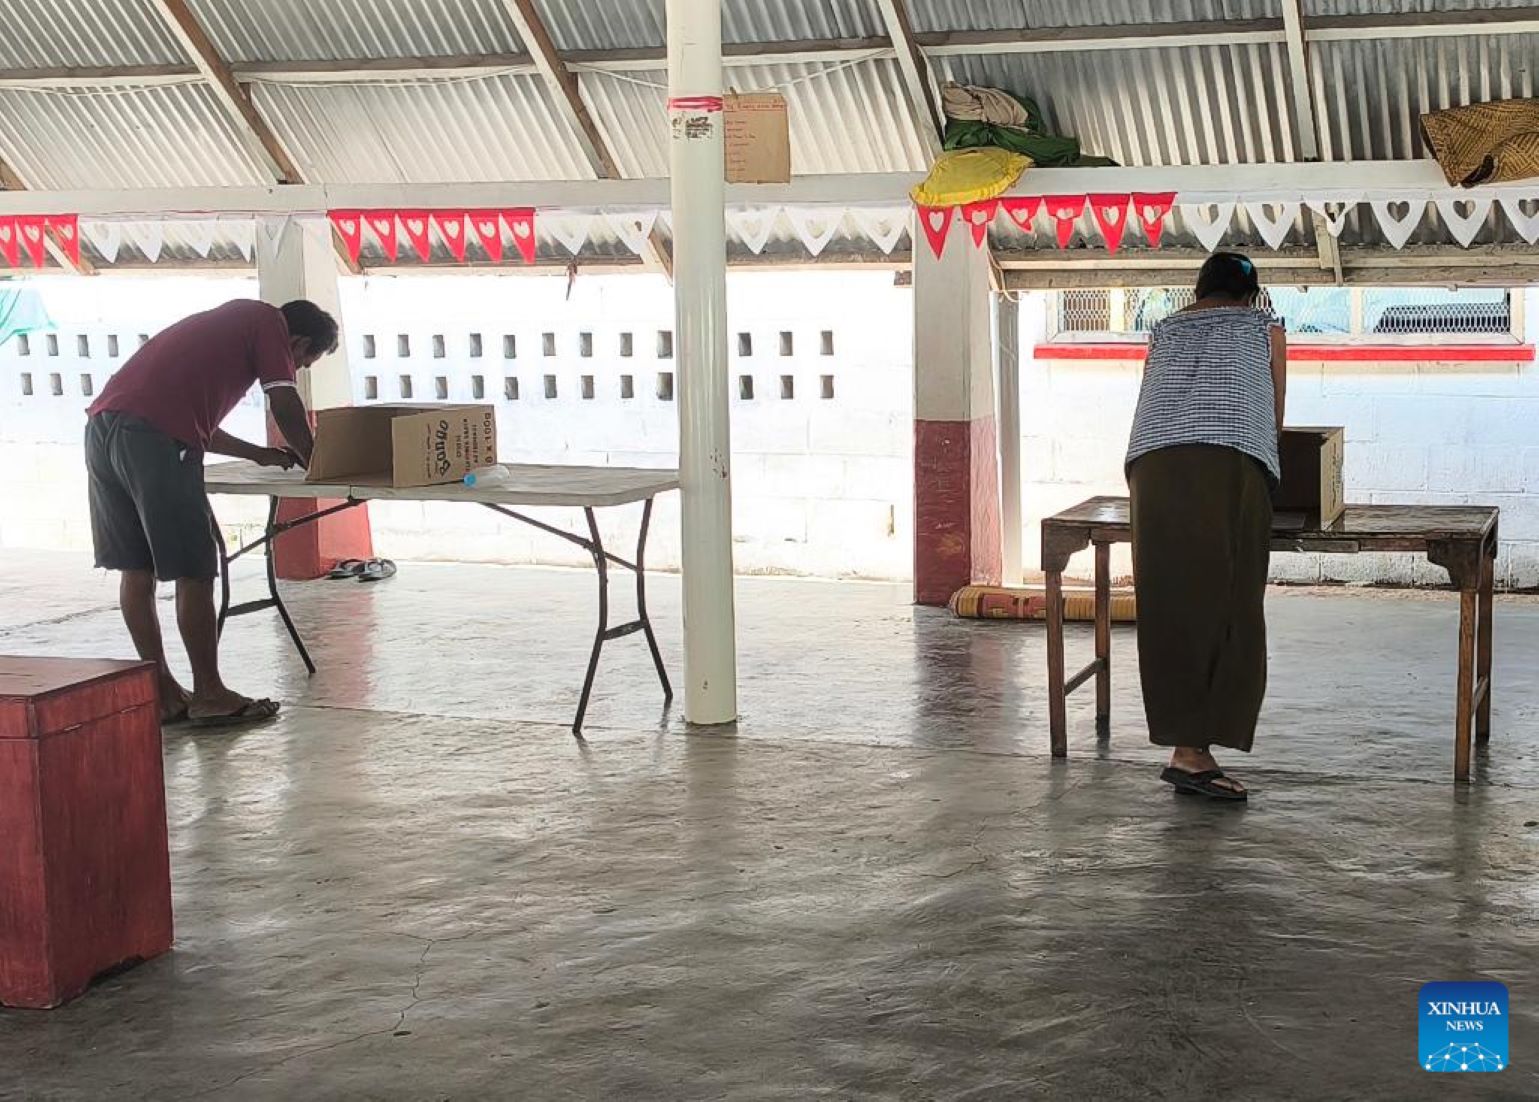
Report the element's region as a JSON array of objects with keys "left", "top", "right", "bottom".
[
  {"left": 1094, "top": 541, "right": 1111, "bottom": 738},
  {"left": 572, "top": 506, "right": 610, "bottom": 738},
  {"left": 263, "top": 497, "right": 316, "bottom": 675},
  {"left": 634, "top": 497, "right": 674, "bottom": 703}
]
